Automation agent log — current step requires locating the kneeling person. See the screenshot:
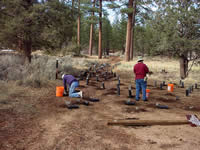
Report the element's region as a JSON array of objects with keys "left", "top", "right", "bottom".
[{"left": 62, "top": 74, "right": 82, "bottom": 98}]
